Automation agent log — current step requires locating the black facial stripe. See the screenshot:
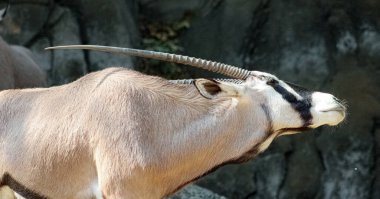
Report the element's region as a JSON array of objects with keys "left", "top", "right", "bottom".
[
  {"left": 2, "top": 173, "right": 48, "bottom": 199},
  {"left": 269, "top": 83, "right": 312, "bottom": 126}
]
